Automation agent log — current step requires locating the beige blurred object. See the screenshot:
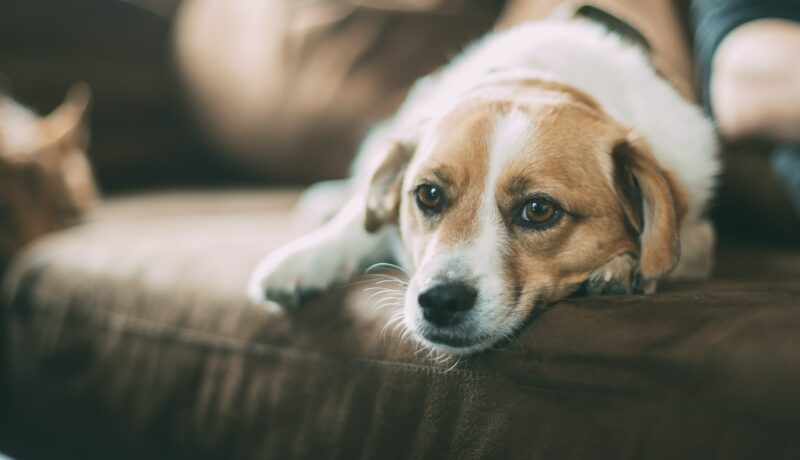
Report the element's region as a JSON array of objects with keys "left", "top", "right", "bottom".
[
  {"left": 174, "top": 0, "right": 500, "bottom": 183},
  {"left": 711, "top": 19, "right": 800, "bottom": 143},
  {"left": 0, "top": 83, "right": 98, "bottom": 266}
]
